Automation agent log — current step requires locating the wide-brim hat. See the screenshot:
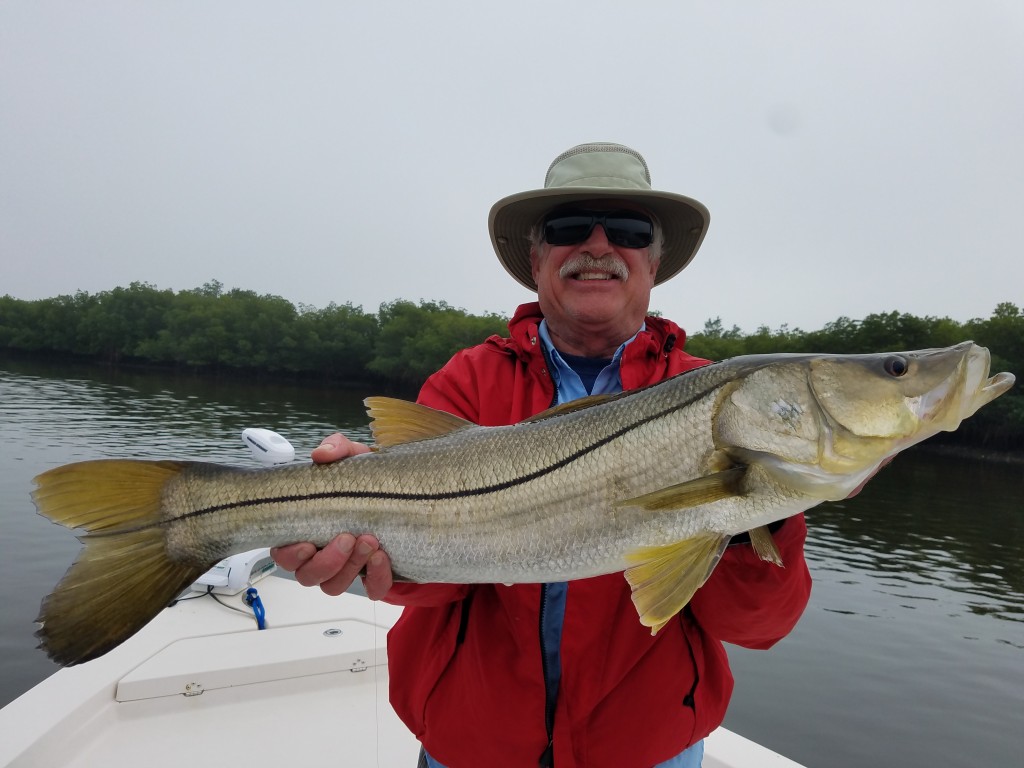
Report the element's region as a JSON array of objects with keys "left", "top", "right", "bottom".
[{"left": 488, "top": 142, "right": 710, "bottom": 291}]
